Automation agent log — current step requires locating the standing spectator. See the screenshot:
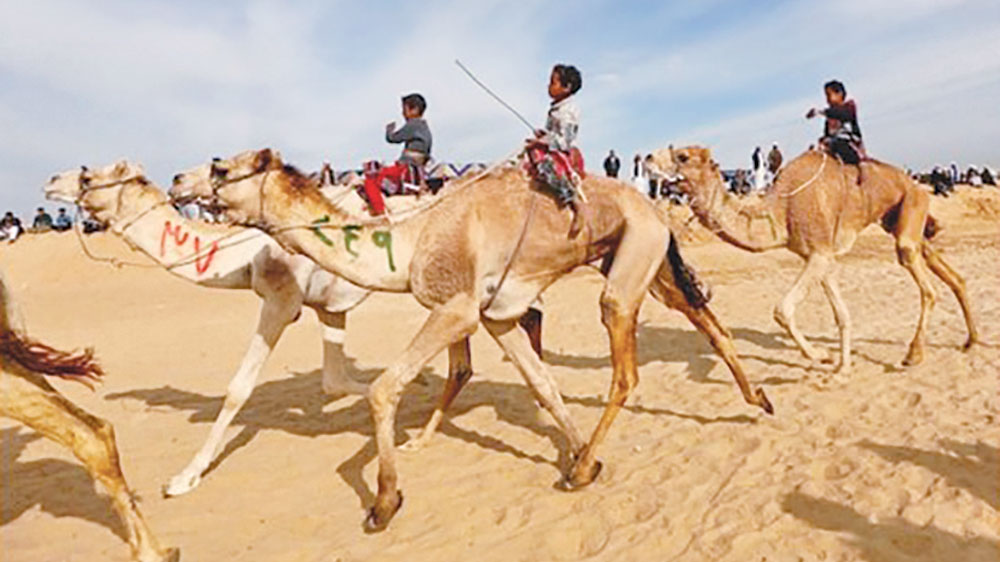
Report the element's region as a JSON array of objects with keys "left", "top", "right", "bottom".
[
  {"left": 53, "top": 208, "right": 73, "bottom": 231},
  {"left": 32, "top": 207, "right": 53, "bottom": 232},
  {"left": 751, "top": 146, "right": 767, "bottom": 191},
  {"left": 767, "top": 143, "right": 783, "bottom": 174},
  {"left": 949, "top": 161, "right": 959, "bottom": 185},
  {"left": 602, "top": 150, "right": 621, "bottom": 178},
  {"left": 751, "top": 146, "right": 762, "bottom": 171},
  {"left": 1, "top": 212, "right": 24, "bottom": 242},
  {"left": 631, "top": 154, "right": 648, "bottom": 195}
]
